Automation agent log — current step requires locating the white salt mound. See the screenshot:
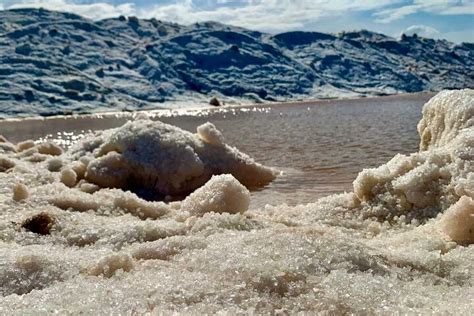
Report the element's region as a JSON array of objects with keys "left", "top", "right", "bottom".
[
  {"left": 0, "top": 89, "right": 472, "bottom": 314},
  {"left": 196, "top": 122, "right": 224, "bottom": 146},
  {"left": 182, "top": 174, "right": 250, "bottom": 216},
  {"left": 67, "top": 119, "right": 276, "bottom": 197}
]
